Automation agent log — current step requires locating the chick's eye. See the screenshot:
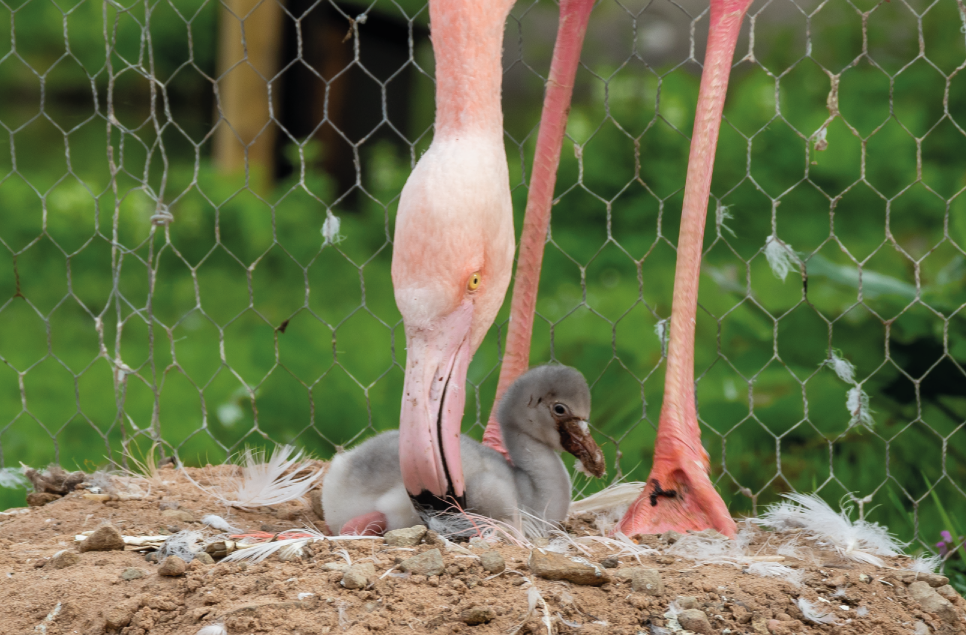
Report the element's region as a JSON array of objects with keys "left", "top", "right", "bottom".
[
  {"left": 552, "top": 404, "right": 567, "bottom": 416},
  {"left": 467, "top": 272, "right": 481, "bottom": 291}
]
